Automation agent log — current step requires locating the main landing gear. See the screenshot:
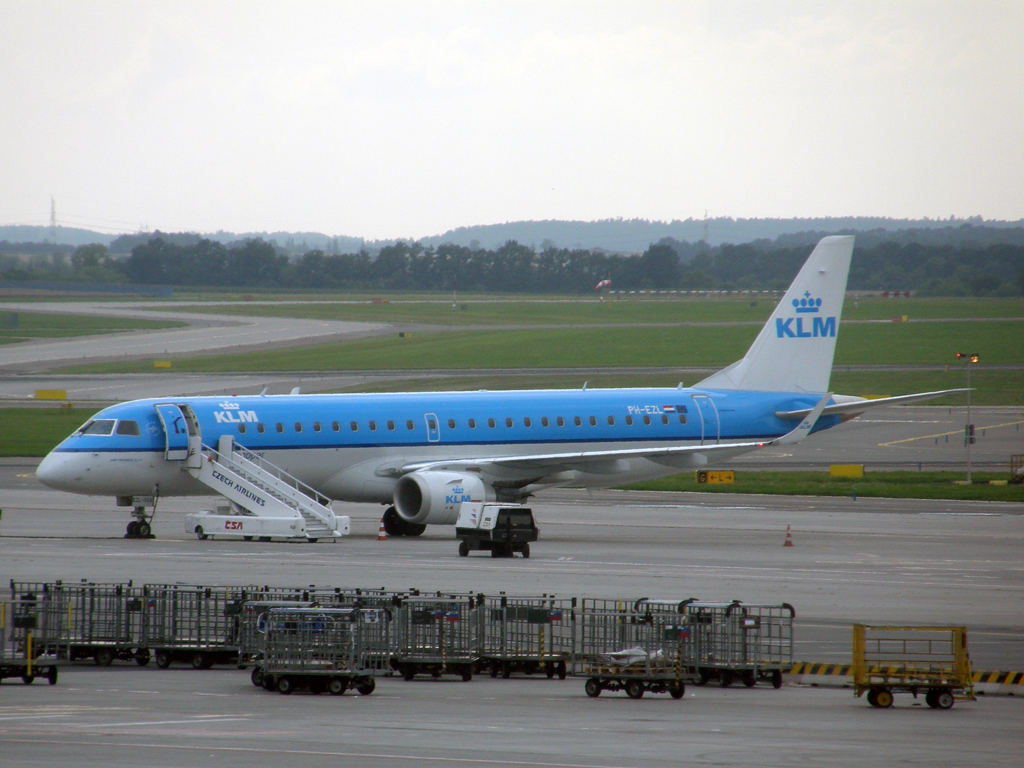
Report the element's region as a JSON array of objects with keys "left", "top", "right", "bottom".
[{"left": 382, "top": 506, "right": 426, "bottom": 537}]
